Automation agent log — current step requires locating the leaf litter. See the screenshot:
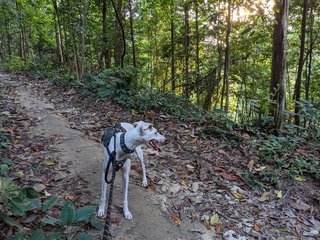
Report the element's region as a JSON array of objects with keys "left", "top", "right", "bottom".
[{"left": 1, "top": 73, "right": 320, "bottom": 239}]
